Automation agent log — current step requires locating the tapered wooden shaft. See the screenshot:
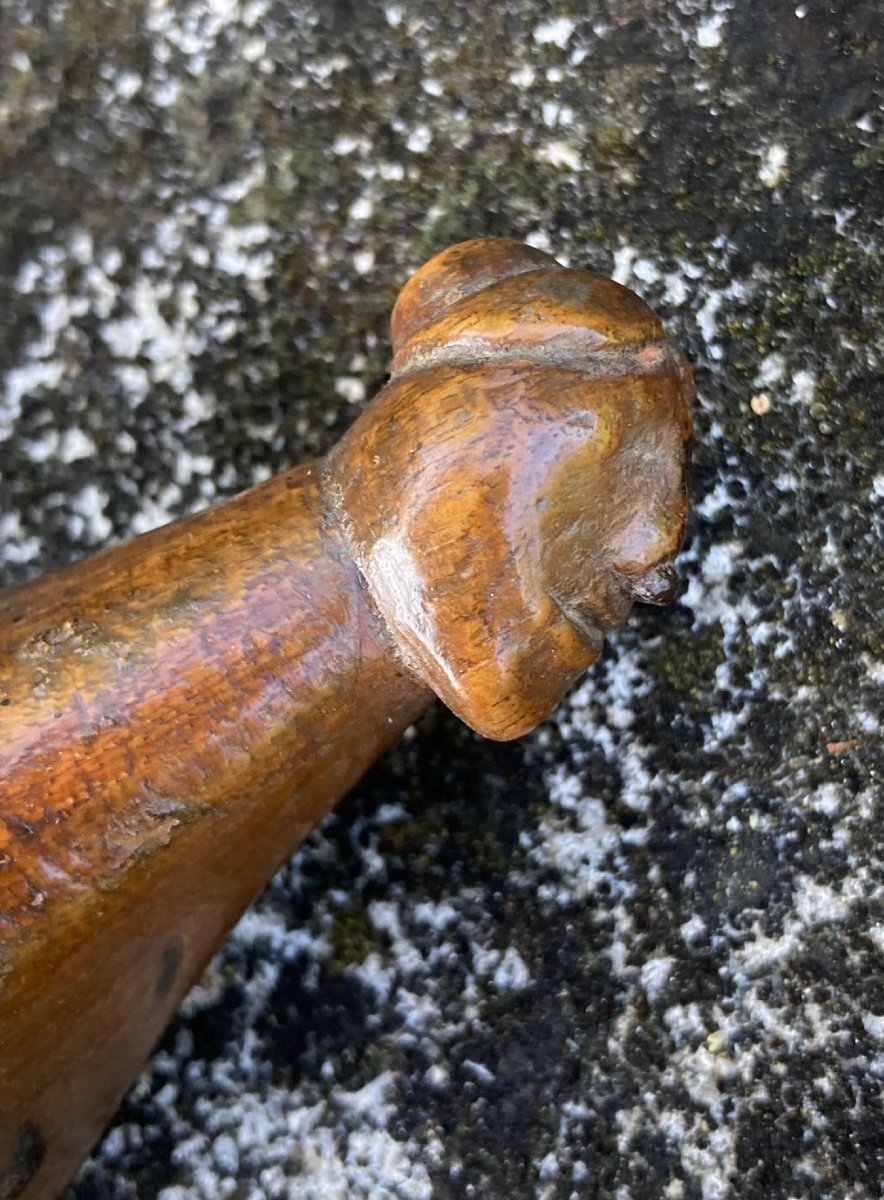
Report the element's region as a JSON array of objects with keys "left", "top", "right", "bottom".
[
  {"left": 0, "top": 238, "right": 693, "bottom": 1199},
  {"left": 0, "top": 466, "right": 430, "bottom": 1199}
]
